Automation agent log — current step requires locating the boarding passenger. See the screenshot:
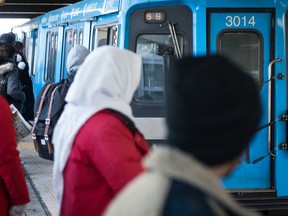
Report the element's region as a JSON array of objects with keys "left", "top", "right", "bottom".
[
  {"left": 105, "top": 55, "right": 262, "bottom": 216},
  {"left": 14, "top": 41, "right": 34, "bottom": 121},
  {"left": 32, "top": 45, "right": 90, "bottom": 161},
  {"left": 53, "top": 46, "right": 149, "bottom": 216},
  {"left": 0, "top": 42, "right": 26, "bottom": 114},
  {"left": 0, "top": 96, "right": 30, "bottom": 216}
]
